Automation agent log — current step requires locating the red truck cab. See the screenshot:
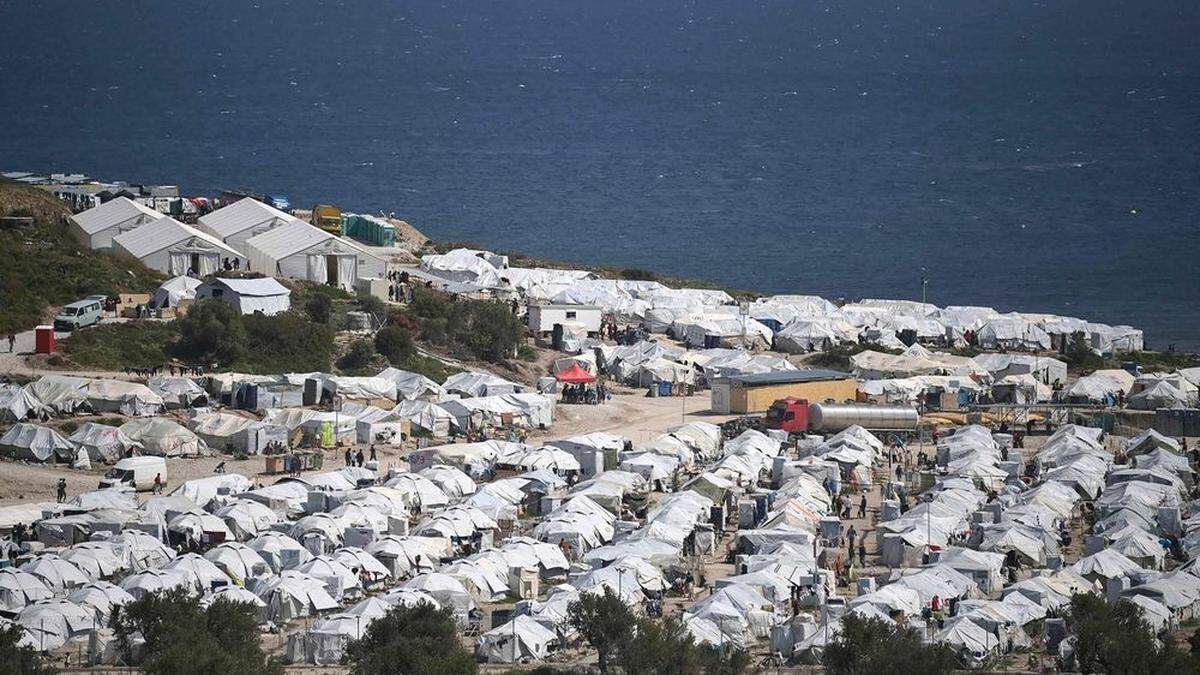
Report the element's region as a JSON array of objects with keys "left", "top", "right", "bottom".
[{"left": 765, "top": 397, "right": 809, "bottom": 433}]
